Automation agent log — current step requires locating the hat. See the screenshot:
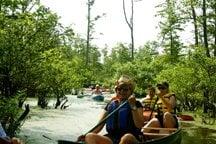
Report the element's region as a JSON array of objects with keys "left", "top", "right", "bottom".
[
  {"left": 116, "top": 75, "right": 135, "bottom": 91},
  {"left": 156, "top": 81, "right": 169, "bottom": 89}
]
